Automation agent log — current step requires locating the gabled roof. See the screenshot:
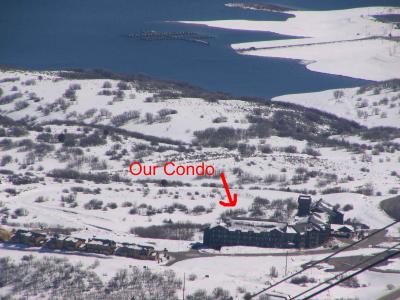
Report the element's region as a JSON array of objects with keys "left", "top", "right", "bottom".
[
  {"left": 291, "top": 219, "right": 326, "bottom": 234},
  {"left": 286, "top": 226, "right": 298, "bottom": 234},
  {"left": 64, "top": 236, "right": 85, "bottom": 242},
  {"left": 298, "top": 195, "right": 312, "bottom": 201},
  {"left": 331, "top": 224, "right": 354, "bottom": 232},
  {"left": 312, "top": 199, "right": 343, "bottom": 216},
  {"left": 228, "top": 217, "right": 287, "bottom": 233},
  {"left": 230, "top": 216, "right": 287, "bottom": 224},
  {"left": 117, "top": 242, "right": 155, "bottom": 250},
  {"left": 309, "top": 213, "right": 330, "bottom": 226},
  {"left": 16, "top": 229, "right": 46, "bottom": 238},
  {"left": 87, "top": 238, "right": 116, "bottom": 246},
  {"left": 209, "top": 218, "right": 287, "bottom": 234}
]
